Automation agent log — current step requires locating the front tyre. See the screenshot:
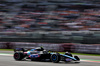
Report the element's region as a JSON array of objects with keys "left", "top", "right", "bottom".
[
  {"left": 13, "top": 52, "right": 25, "bottom": 61},
  {"left": 74, "top": 56, "right": 80, "bottom": 61},
  {"left": 51, "top": 54, "right": 60, "bottom": 63},
  {"left": 74, "top": 56, "right": 80, "bottom": 63}
]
